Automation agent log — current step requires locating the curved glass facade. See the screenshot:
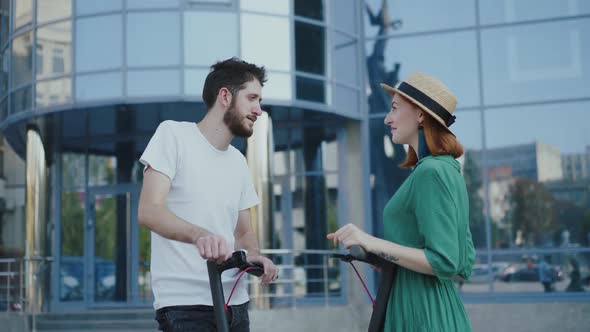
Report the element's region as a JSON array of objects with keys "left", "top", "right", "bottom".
[{"left": 0, "top": 0, "right": 365, "bottom": 312}]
